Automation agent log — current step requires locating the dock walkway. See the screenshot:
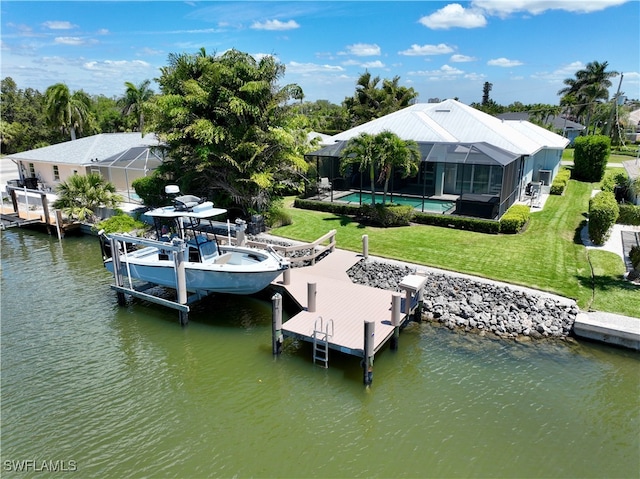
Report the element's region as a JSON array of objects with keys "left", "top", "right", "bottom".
[{"left": 274, "top": 249, "right": 421, "bottom": 357}]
